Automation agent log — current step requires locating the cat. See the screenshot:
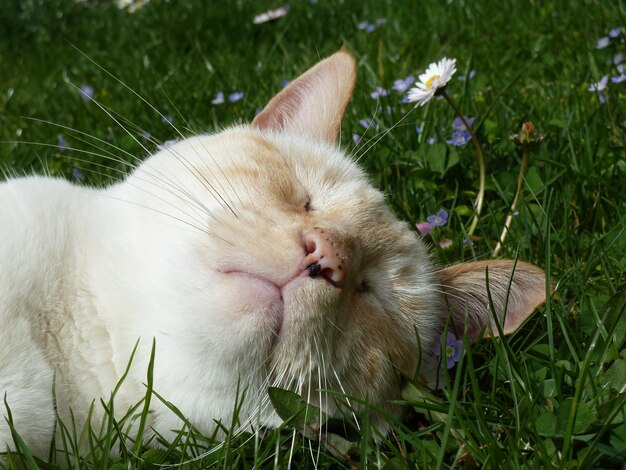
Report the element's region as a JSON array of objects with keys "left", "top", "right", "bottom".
[{"left": 0, "top": 50, "right": 546, "bottom": 458}]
